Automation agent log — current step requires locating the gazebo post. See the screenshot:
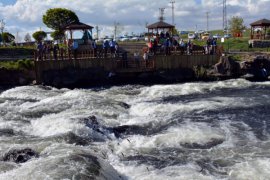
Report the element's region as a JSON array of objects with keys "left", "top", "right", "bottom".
[
  {"left": 250, "top": 27, "right": 253, "bottom": 39},
  {"left": 147, "top": 29, "right": 150, "bottom": 42},
  {"left": 264, "top": 26, "right": 267, "bottom": 40},
  {"left": 70, "top": 30, "right": 73, "bottom": 40}
]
